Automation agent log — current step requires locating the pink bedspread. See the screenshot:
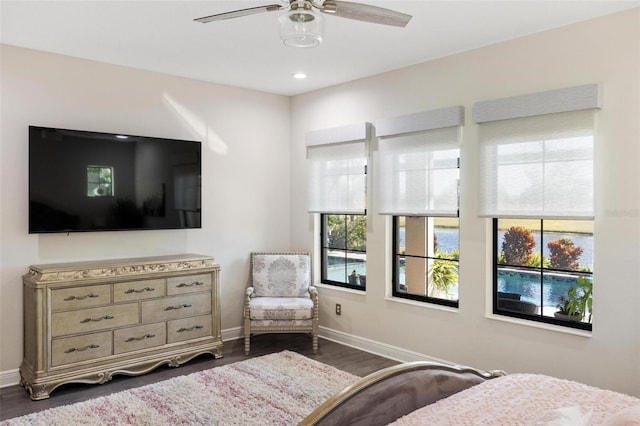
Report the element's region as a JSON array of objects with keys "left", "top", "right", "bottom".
[{"left": 390, "top": 373, "right": 640, "bottom": 425}]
